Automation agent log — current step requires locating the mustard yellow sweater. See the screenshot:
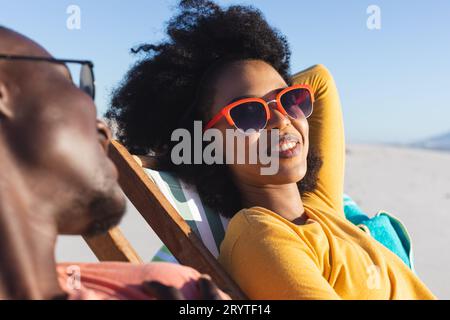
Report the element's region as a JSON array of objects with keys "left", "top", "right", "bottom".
[{"left": 218, "top": 64, "right": 436, "bottom": 300}]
